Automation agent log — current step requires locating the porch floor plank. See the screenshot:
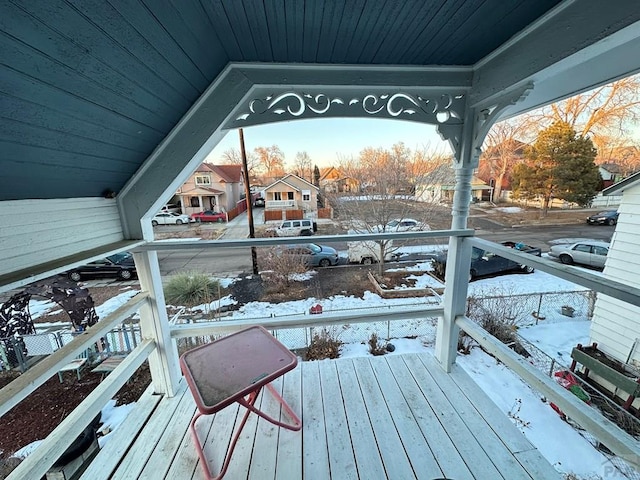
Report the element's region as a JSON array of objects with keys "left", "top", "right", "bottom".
[{"left": 96, "top": 352, "right": 561, "bottom": 479}]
